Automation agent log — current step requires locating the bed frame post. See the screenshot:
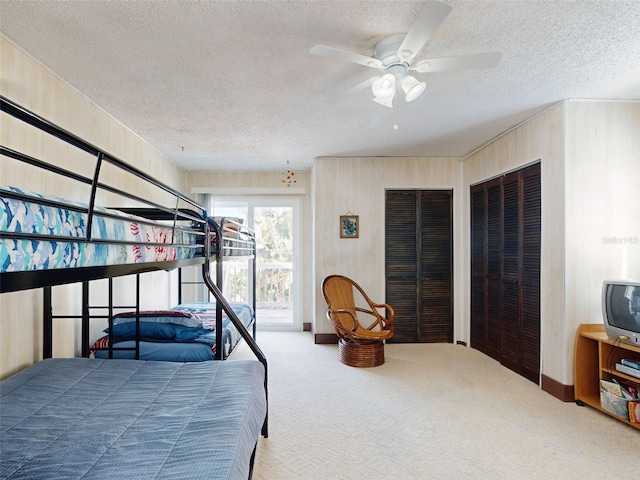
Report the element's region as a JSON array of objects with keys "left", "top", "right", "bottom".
[
  {"left": 252, "top": 245, "right": 257, "bottom": 339},
  {"left": 81, "top": 281, "right": 90, "bottom": 357},
  {"left": 136, "top": 274, "right": 141, "bottom": 360},
  {"left": 215, "top": 219, "right": 224, "bottom": 360},
  {"left": 43, "top": 287, "right": 53, "bottom": 359}
]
